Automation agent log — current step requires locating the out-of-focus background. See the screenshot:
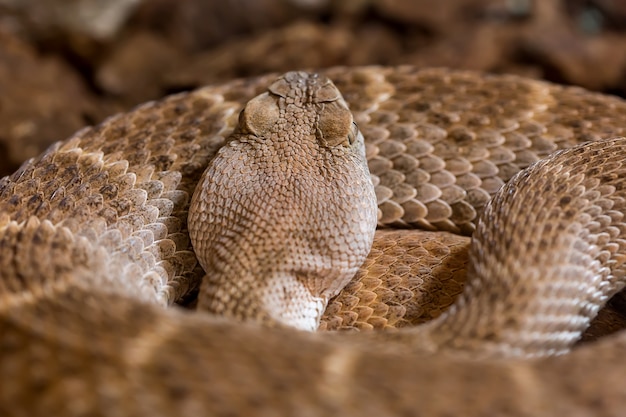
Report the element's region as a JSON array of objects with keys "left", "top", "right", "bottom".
[{"left": 1, "top": 0, "right": 625, "bottom": 177}]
